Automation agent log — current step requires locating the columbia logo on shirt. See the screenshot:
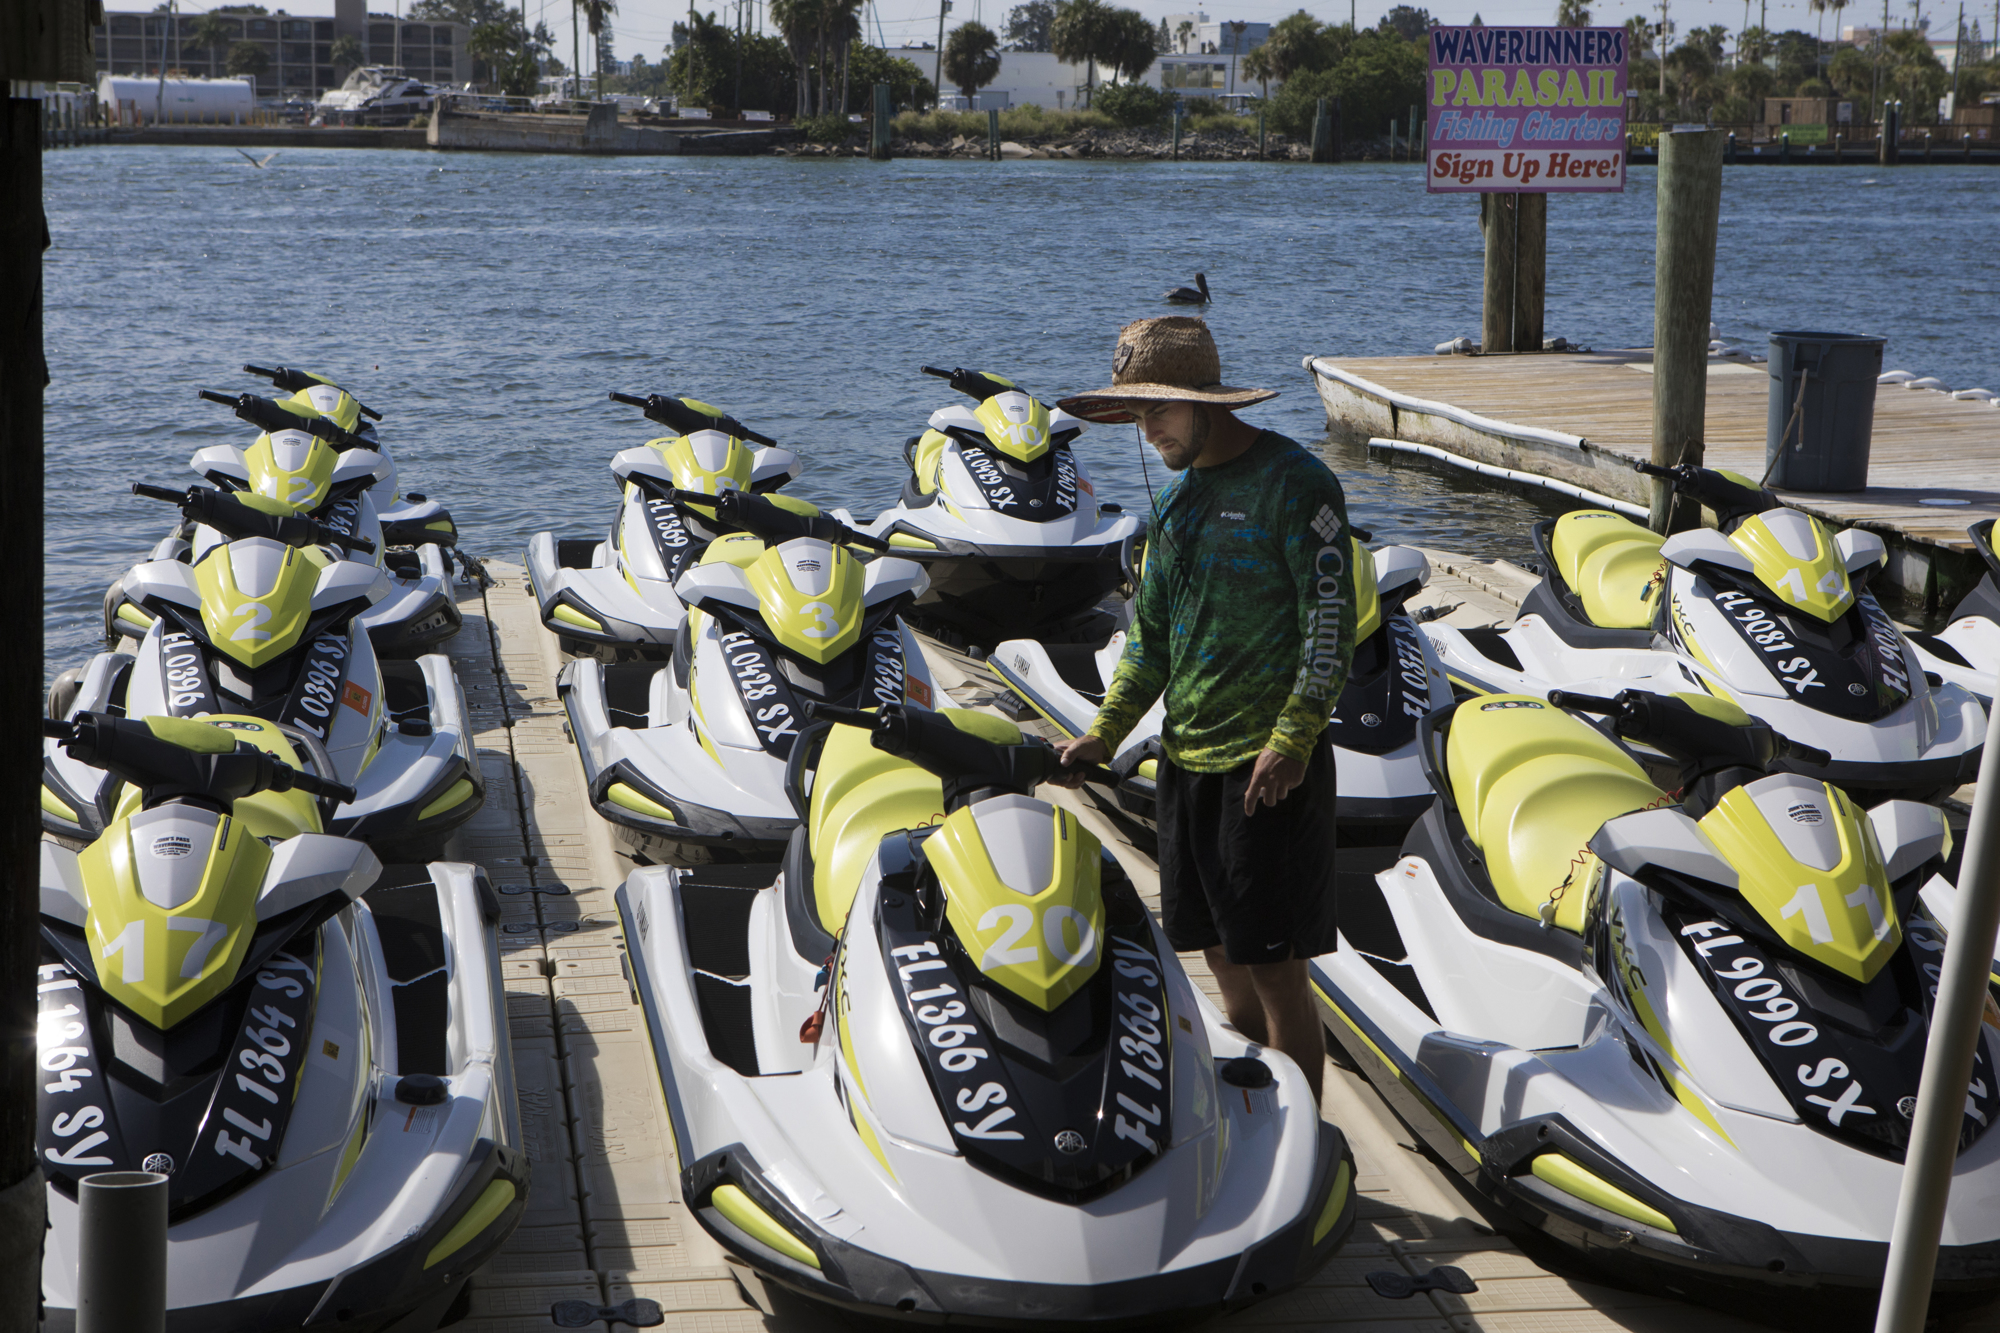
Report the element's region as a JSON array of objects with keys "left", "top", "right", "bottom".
[
  {"left": 1311, "top": 505, "right": 1344, "bottom": 543},
  {"left": 1220, "top": 510, "right": 1247, "bottom": 521}
]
